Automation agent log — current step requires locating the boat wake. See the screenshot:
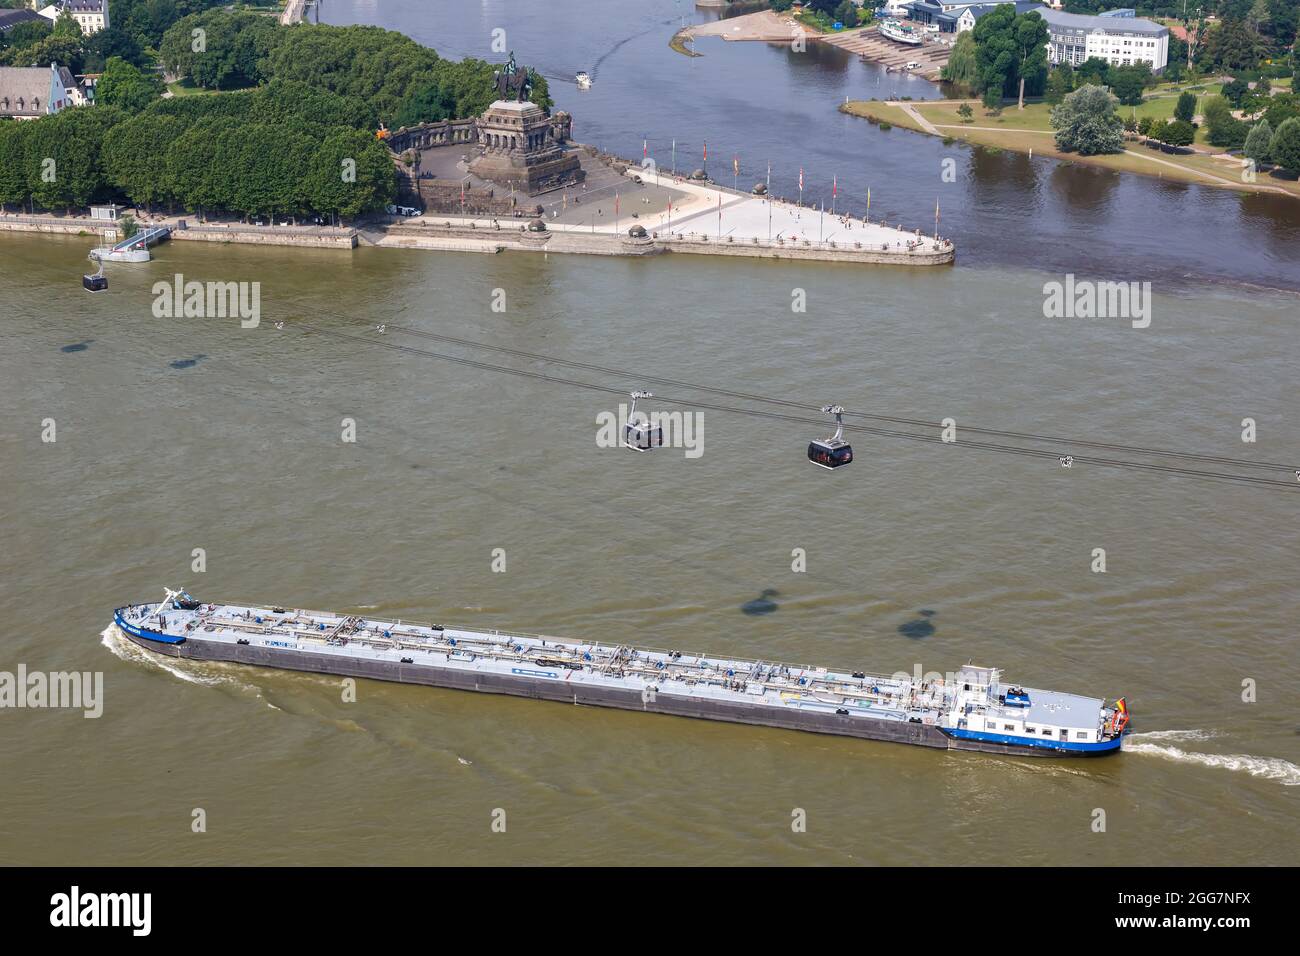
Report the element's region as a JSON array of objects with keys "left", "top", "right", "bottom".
[
  {"left": 100, "top": 625, "right": 262, "bottom": 695},
  {"left": 1123, "top": 730, "right": 1300, "bottom": 786}
]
